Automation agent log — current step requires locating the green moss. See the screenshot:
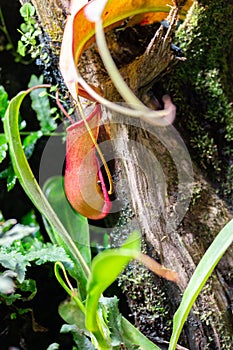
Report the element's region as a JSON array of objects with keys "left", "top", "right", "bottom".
[
  {"left": 118, "top": 260, "right": 172, "bottom": 340},
  {"left": 164, "top": 0, "right": 233, "bottom": 204}
]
